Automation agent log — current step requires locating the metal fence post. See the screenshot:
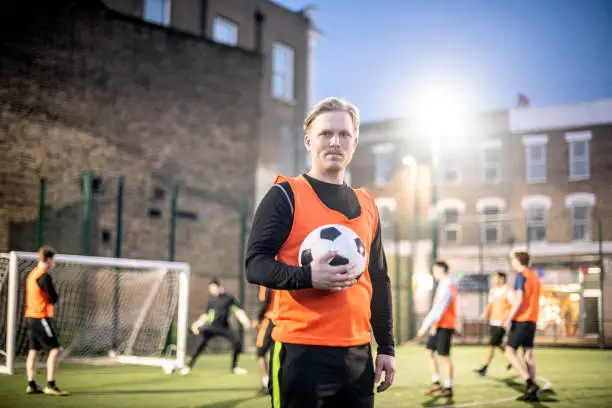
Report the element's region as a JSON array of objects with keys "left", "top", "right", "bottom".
[
  {"left": 82, "top": 171, "right": 93, "bottom": 255},
  {"left": 166, "top": 183, "right": 179, "bottom": 350},
  {"left": 394, "top": 221, "right": 401, "bottom": 345},
  {"left": 598, "top": 218, "right": 605, "bottom": 349},
  {"left": 113, "top": 176, "right": 124, "bottom": 350}
]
